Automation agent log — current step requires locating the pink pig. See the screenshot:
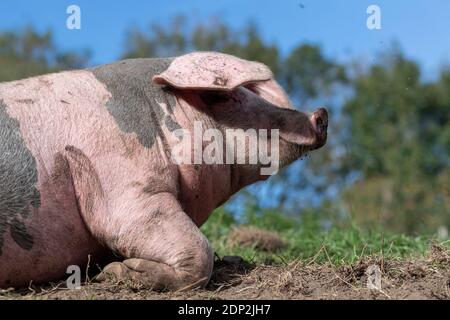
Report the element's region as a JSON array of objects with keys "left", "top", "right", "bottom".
[{"left": 0, "top": 52, "right": 327, "bottom": 290}]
